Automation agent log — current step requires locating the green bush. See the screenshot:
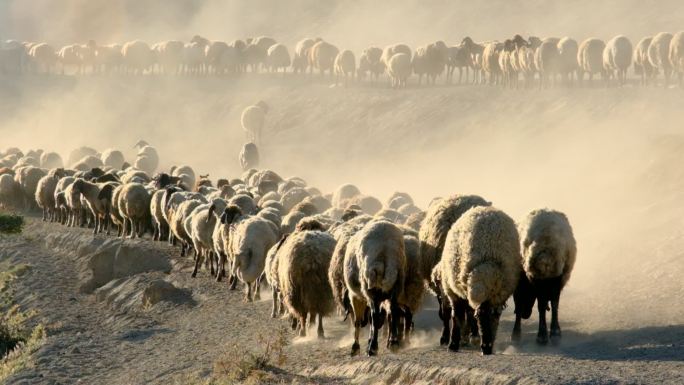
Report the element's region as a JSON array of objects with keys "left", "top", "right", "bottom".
[{"left": 0, "top": 214, "right": 23, "bottom": 234}]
